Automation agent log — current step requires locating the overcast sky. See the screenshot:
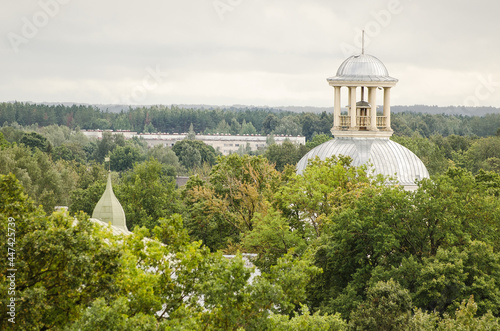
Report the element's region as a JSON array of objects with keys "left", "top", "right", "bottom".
[{"left": 1, "top": 0, "right": 499, "bottom": 108}]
